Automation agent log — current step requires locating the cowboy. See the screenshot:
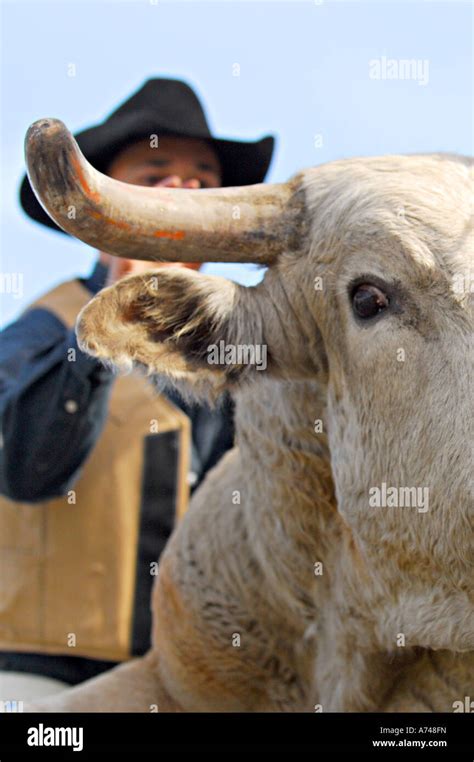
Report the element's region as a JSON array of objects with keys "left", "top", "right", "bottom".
[{"left": 0, "top": 78, "right": 274, "bottom": 699}]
